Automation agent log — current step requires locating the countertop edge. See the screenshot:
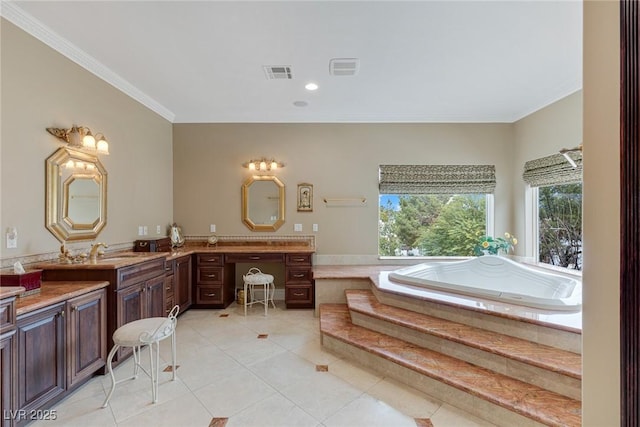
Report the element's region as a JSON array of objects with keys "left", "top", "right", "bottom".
[{"left": 16, "top": 281, "right": 109, "bottom": 316}]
